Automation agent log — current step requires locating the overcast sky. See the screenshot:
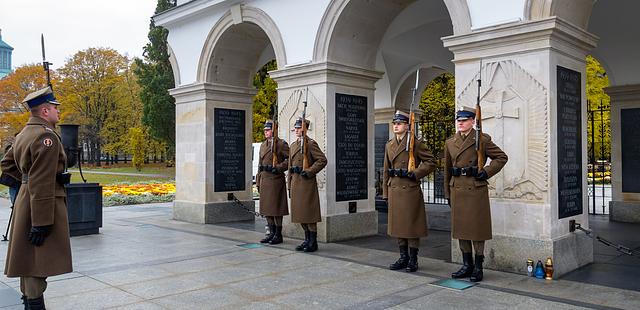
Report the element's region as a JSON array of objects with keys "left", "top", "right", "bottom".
[{"left": 0, "top": 0, "right": 158, "bottom": 69}]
